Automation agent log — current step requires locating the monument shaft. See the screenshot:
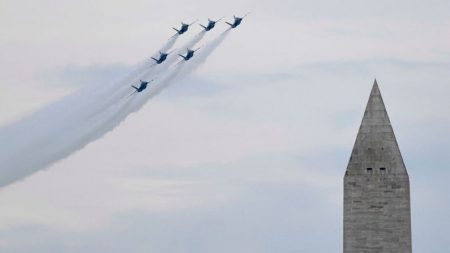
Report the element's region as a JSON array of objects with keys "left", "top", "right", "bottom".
[{"left": 344, "top": 81, "right": 412, "bottom": 253}]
